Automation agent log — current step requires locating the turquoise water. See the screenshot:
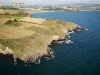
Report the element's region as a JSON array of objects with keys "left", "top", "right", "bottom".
[{"left": 0, "top": 11, "right": 100, "bottom": 75}]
